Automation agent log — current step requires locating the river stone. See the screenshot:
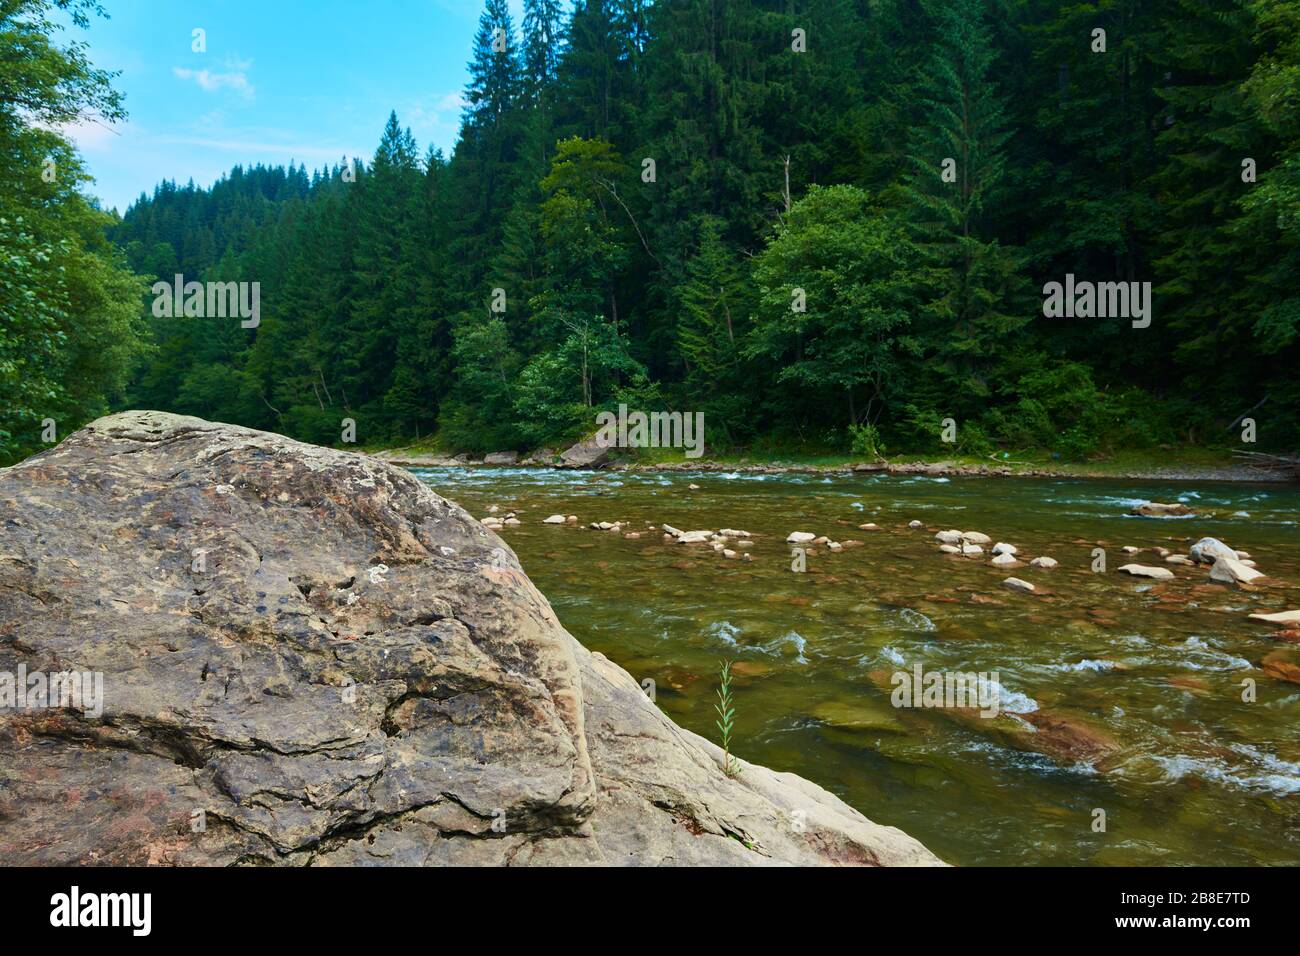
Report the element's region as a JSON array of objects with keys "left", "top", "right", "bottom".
[
  {"left": 787, "top": 531, "right": 816, "bottom": 544},
  {"left": 1249, "top": 610, "right": 1300, "bottom": 625},
  {"left": 1209, "top": 556, "right": 1264, "bottom": 585},
  {"left": 1029, "top": 557, "right": 1058, "bottom": 569},
  {"left": 1002, "top": 577, "right": 1035, "bottom": 594},
  {"left": 0, "top": 412, "right": 941, "bottom": 867},
  {"left": 1165, "top": 554, "right": 1193, "bottom": 565},
  {"left": 483, "top": 451, "right": 519, "bottom": 465},
  {"left": 991, "top": 542, "right": 1018, "bottom": 556},
  {"left": 935, "top": 530, "right": 964, "bottom": 545},
  {"left": 559, "top": 434, "right": 613, "bottom": 469},
  {"left": 961, "top": 531, "right": 991, "bottom": 546},
  {"left": 939, "top": 544, "right": 961, "bottom": 555},
  {"left": 543, "top": 514, "right": 566, "bottom": 524},
  {"left": 990, "top": 552, "right": 1018, "bottom": 567},
  {"left": 1190, "top": 537, "right": 1236, "bottom": 565},
  {"left": 1118, "top": 564, "right": 1175, "bottom": 580},
  {"left": 908, "top": 520, "right": 923, "bottom": 529},
  {"left": 1130, "top": 502, "right": 1193, "bottom": 517}
]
